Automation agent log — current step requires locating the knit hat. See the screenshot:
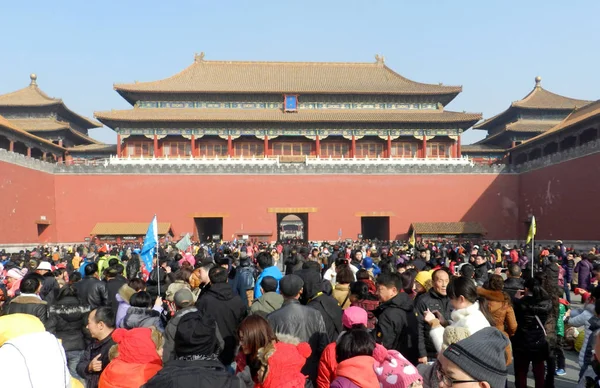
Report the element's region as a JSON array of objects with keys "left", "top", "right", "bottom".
[
  {"left": 257, "top": 340, "right": 312, "bottom": 388},
  {"left": 414, "top": 270, "right": 432, "bottom": 289},
  {"left": 342, "top": 306, "right": 368, "bottom": 329},
  {"left": 279, "top": 274, "right": 304, "bottom": 297},
  {"left": 6, "top": 267, "right": 27, "bottom": 280},
  {"left": 362, "top": 257, "right": 374, "bottom": 269},
  {"left": 442, "top": 327, "right": 509, "bottom": 388},
  {"left": 175, "top": 311, "right": 219, "bottom": 357},
  {"left": 174, "top": 288, "right": 194, "bottom": 309},
  {"left": 111, "top": 328, "right": 162, "bottom": 365},
  {"left": 373, "top": 349, "right": 423, "bottom": 388}
]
